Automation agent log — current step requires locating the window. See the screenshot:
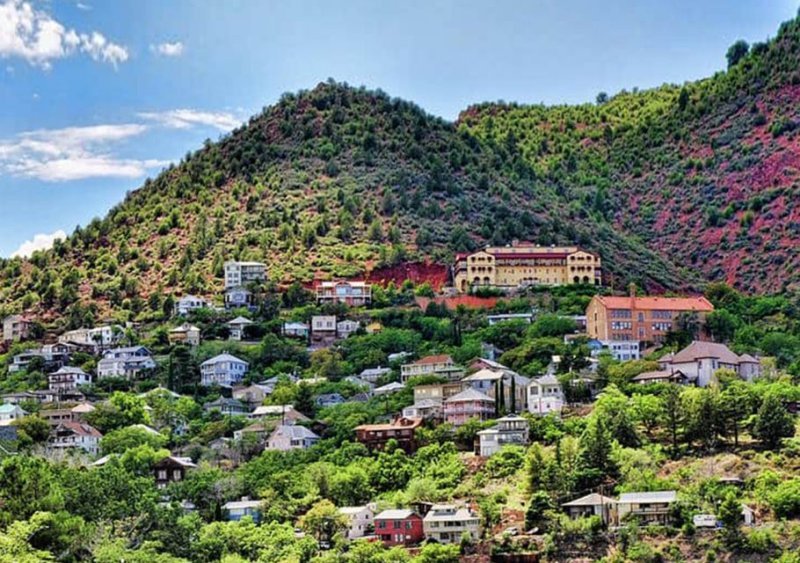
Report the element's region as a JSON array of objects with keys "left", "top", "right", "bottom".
[{"left": 157, "top": 469, "right": 167, "bottom": 480}]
